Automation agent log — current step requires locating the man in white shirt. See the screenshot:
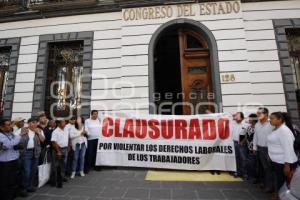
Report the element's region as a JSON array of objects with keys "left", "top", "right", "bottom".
[
  {"left": 51, "top": 119, "right": 69, "bottom": 188},
  {"left": 231, "top": 112, "right": 246, "bottom": 177},
  {"left": 84, "top": 110, "right": 101, "bottom": 173},
  {"left": 253, "top": 107, "right": 274, "bottom": 192}
]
